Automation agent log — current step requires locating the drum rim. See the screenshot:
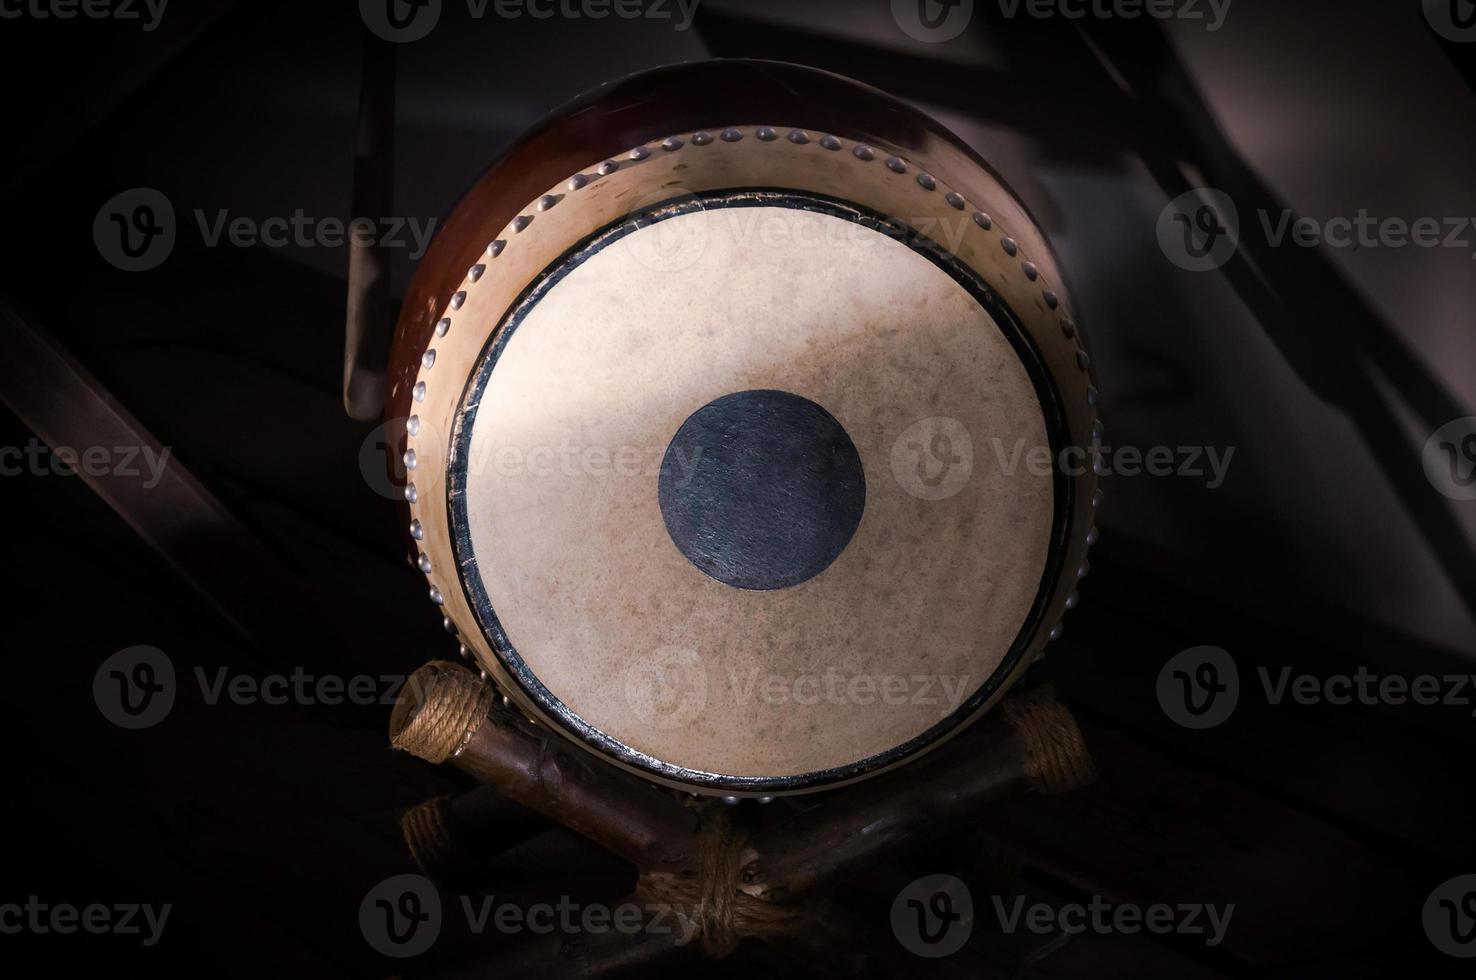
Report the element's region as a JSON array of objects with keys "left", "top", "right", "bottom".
[{"left": 445, "top": 188, "right": 1072, "bottom": 792}]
